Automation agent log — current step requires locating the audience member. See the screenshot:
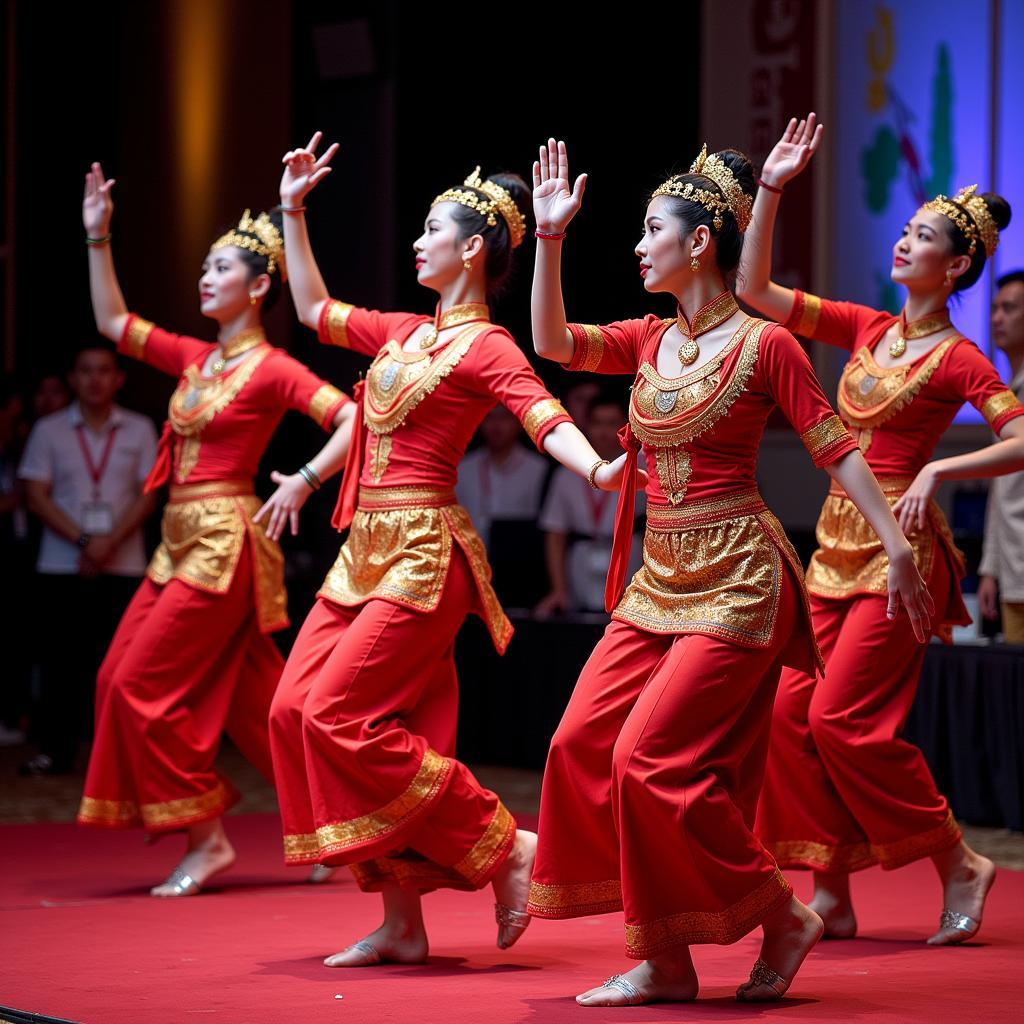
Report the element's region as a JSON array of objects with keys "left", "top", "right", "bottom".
[
  {"left": 536, "top": 394, "right": 645, "bottom": 615},
  {"left": 17, "top": 343, "right": 158, "bottom": 774},
  {"left": 978, "top": 270, "right": 1024, "bottom": 642}
]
